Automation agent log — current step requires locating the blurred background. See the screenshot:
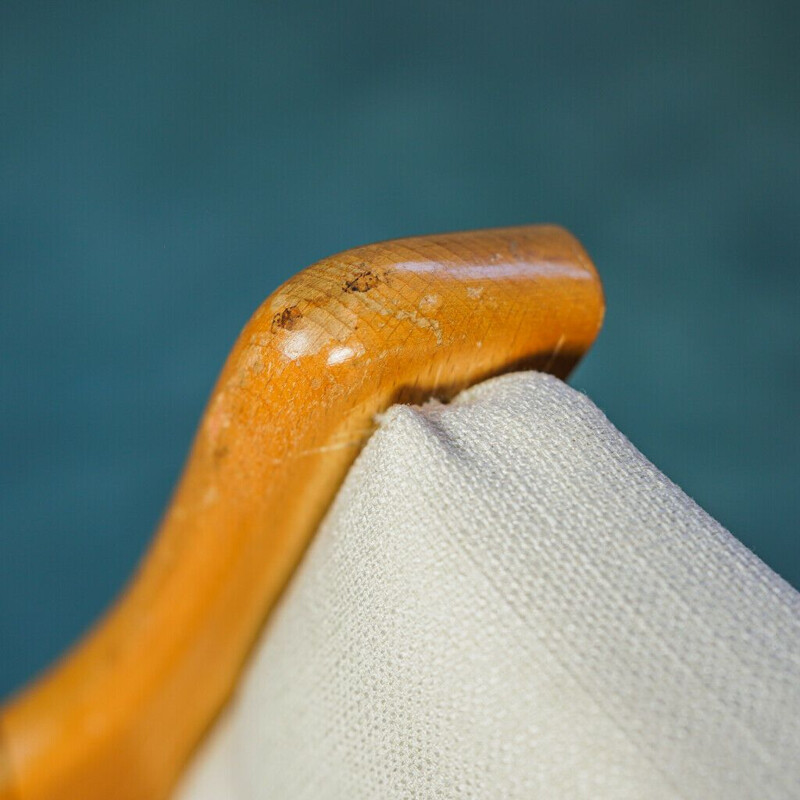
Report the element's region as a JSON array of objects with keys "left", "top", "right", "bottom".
[{"left": 1, "top": 1, "right": 798, "bottom": 698}]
